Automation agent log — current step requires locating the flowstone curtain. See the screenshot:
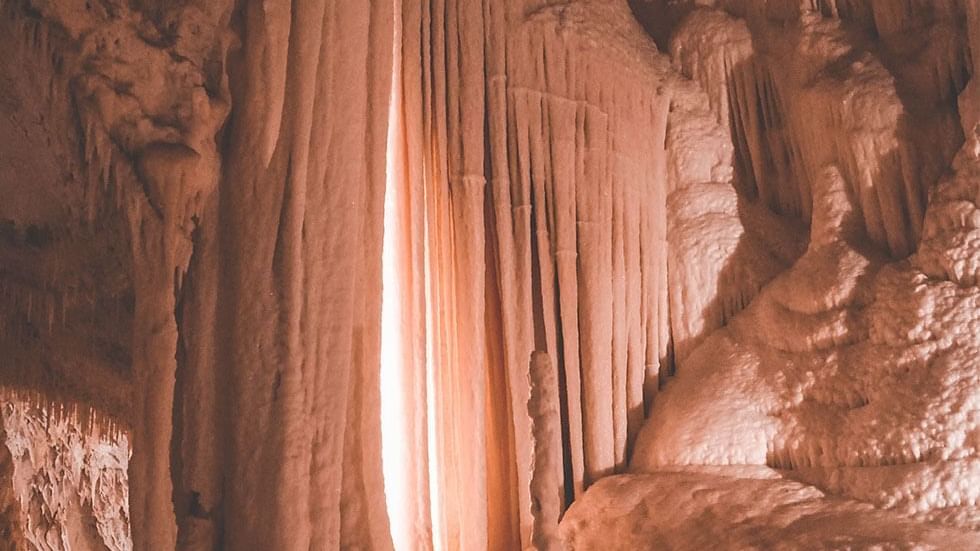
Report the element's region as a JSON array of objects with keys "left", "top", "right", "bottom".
[
  {"left": 399, "top": 1, "right": 491, "bottom": 549},
  {"left": 396, "top": 0, "right": 673, "bottom": 548},
  {"left": 175, "top": 1, "right": 396, "bottom": 549}
]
